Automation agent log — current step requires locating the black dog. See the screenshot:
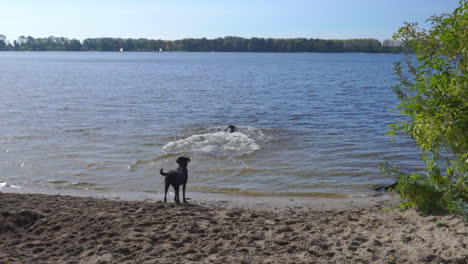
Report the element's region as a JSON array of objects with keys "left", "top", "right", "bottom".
[
  {"left": 228, "top": 125, "right": 236, "bottom": 133},
  {"left": 160, "top": 156, "right": 191, "bottom": 203}
]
